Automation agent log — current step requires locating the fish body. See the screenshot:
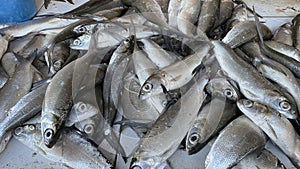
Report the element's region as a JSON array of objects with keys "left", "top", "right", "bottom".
[{"left": 205, "top": 115, "right": 267, "bottom": 169}]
